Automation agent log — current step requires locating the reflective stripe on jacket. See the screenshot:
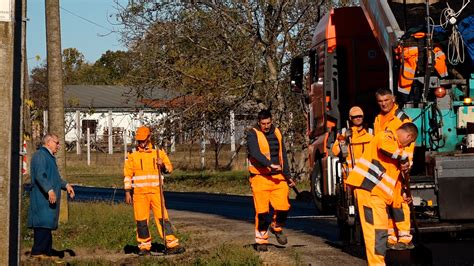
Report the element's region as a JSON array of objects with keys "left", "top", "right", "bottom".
[
  {"left": 332, "top": 126, "right": 374, "bottom": 170},
  {"left": 397, "top": 42, "right": 448, "bottom": 95},
  {"left": 248, "top": 127, "right": 284, "bottom": 177},
  {"left": 124, "top": 143, "right": 173, "bottom": 194},
  {"left": 346, "top": 130, "right": 408, "bottom": 206}
]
